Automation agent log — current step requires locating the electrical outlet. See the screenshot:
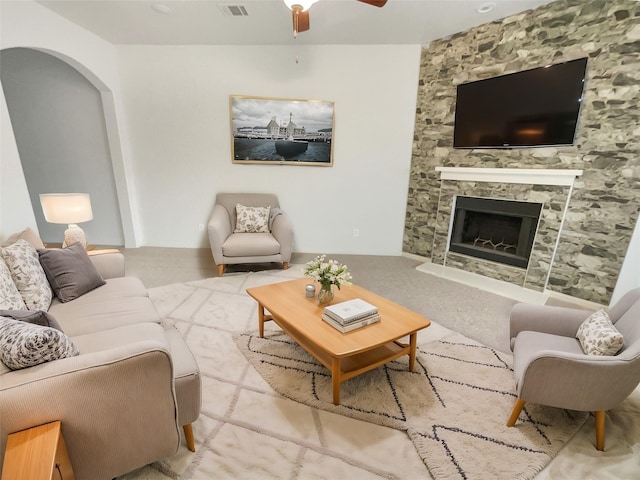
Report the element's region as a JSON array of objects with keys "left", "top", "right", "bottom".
[
  {"left": 353, "top": 228, "right": 359, "bottom": 237},
  {"left": 198, "top": 224, "right": 205, "bottom": 232}
]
